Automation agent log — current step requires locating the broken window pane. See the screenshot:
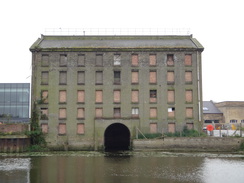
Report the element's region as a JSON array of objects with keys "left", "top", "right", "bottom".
[
  {"left": 114, "top": 54, "right": 121, "bottom": 65},
  {"left": 60, "top": 54, "right": 67, "bottom": 66},
  {"left": 167, "top": 54, "right": 174, "bottom": 66},
  {"left": 150, "top": 90, "right": 157, "bottom": 103},
  {"left": 114, "top": 71, "right": 121, "bottom": 84}
]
